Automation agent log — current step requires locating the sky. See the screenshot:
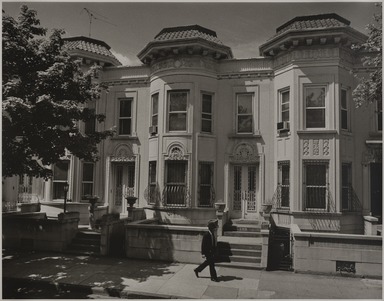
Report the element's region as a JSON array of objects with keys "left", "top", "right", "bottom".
[{"left": 2, "top": 1, "right": 381, "bottom": 66}]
